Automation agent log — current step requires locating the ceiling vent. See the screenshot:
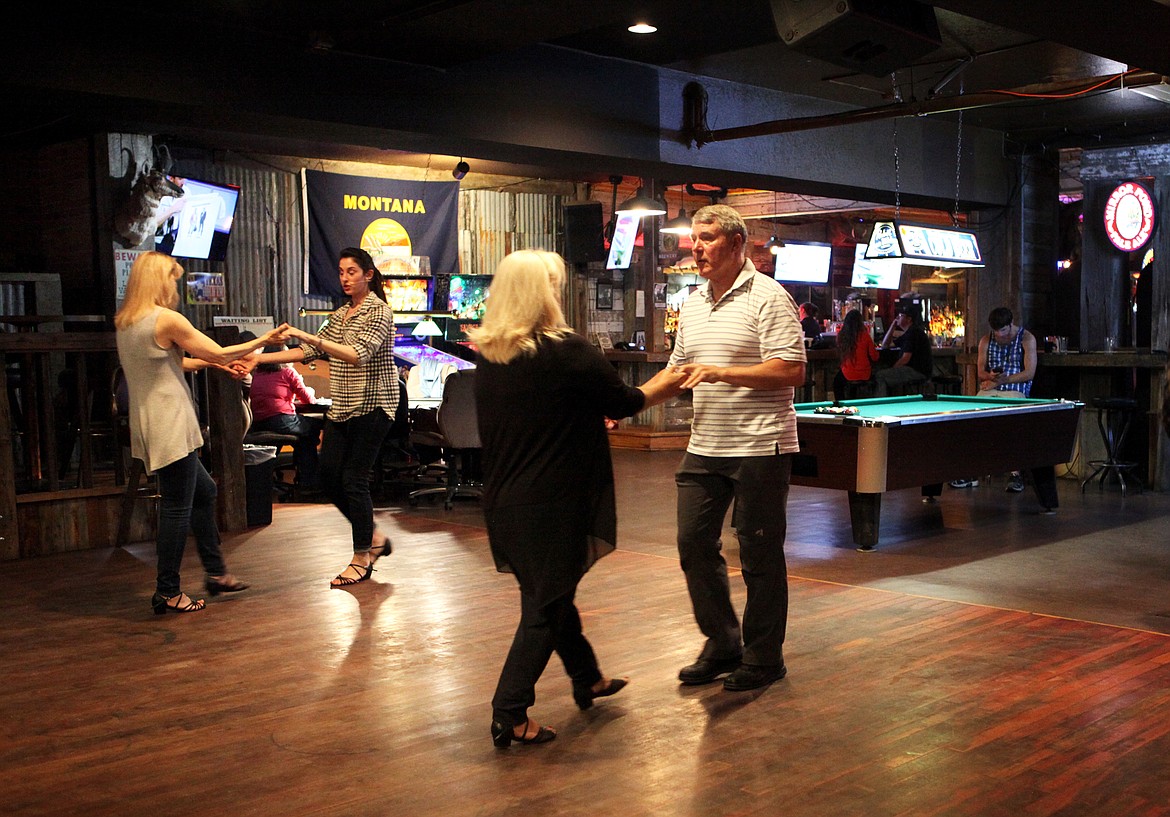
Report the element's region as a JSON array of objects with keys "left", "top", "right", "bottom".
[{"left": 771, "top": 0, "right": 942, "bottom": 77}]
